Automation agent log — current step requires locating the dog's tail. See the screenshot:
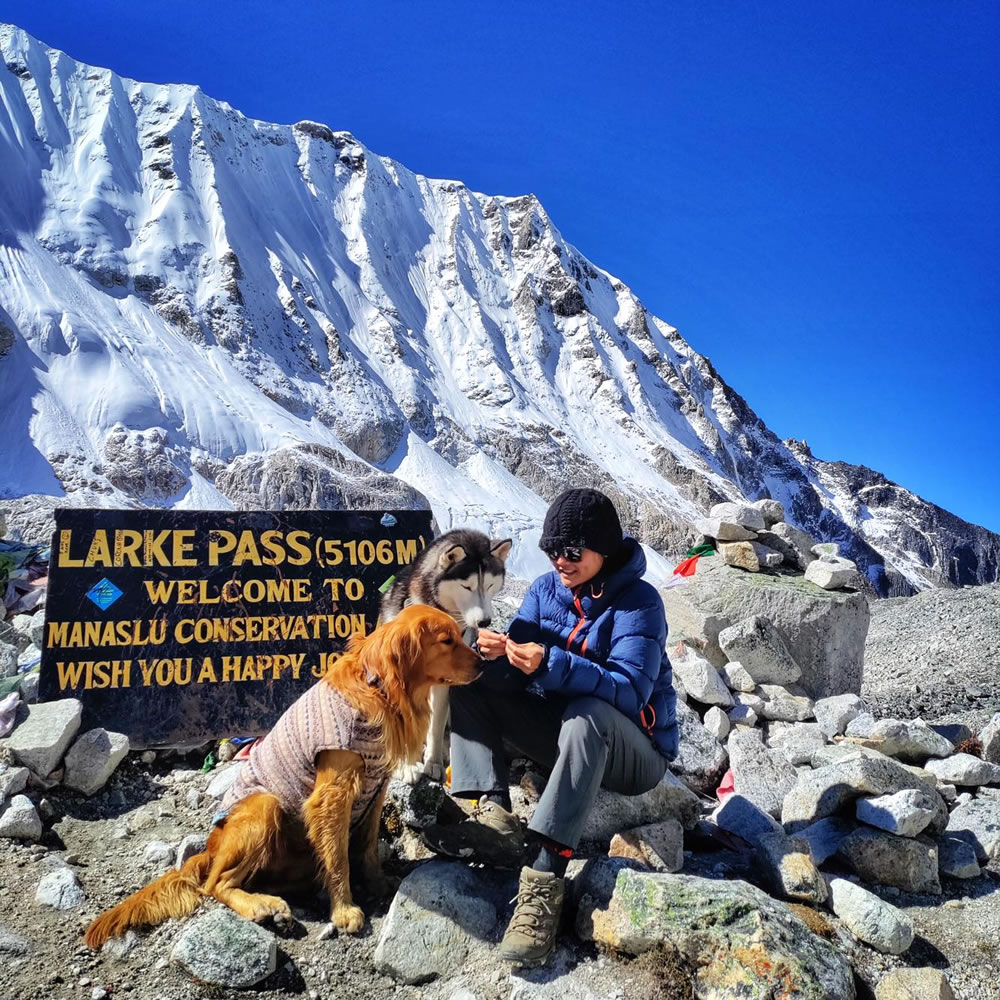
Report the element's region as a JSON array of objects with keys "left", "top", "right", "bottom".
[{"left": 84, "top": 851, "right": 211, "bottom": 950}]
